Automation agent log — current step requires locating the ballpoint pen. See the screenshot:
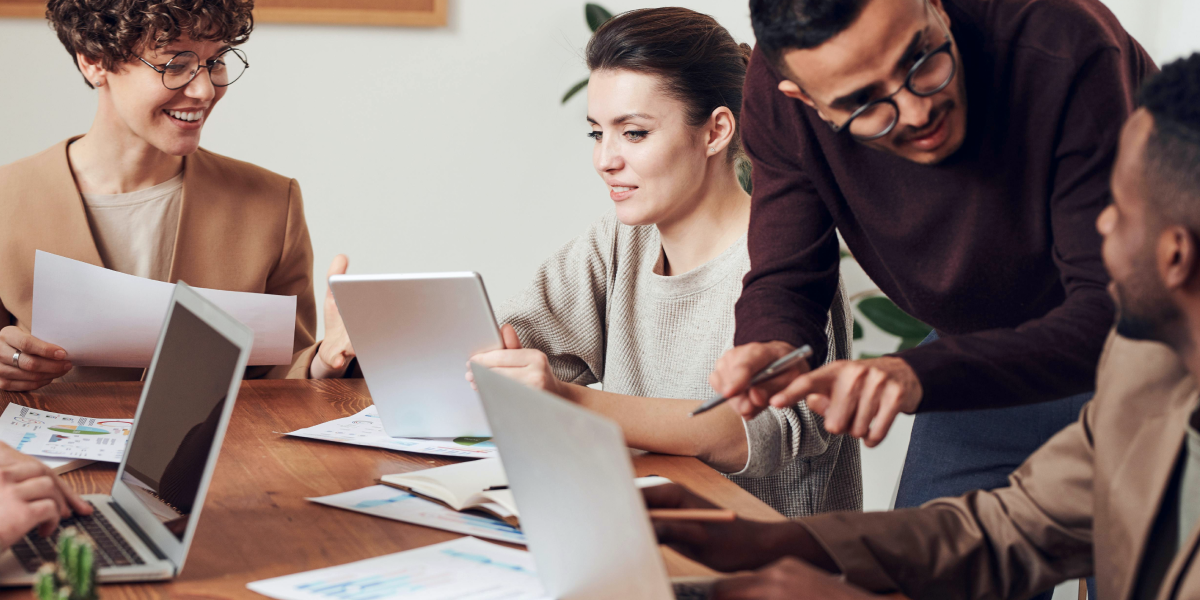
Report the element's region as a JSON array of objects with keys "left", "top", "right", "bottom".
[{"left": 689, "top": 345, "right": 813, "bottom": 417}]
